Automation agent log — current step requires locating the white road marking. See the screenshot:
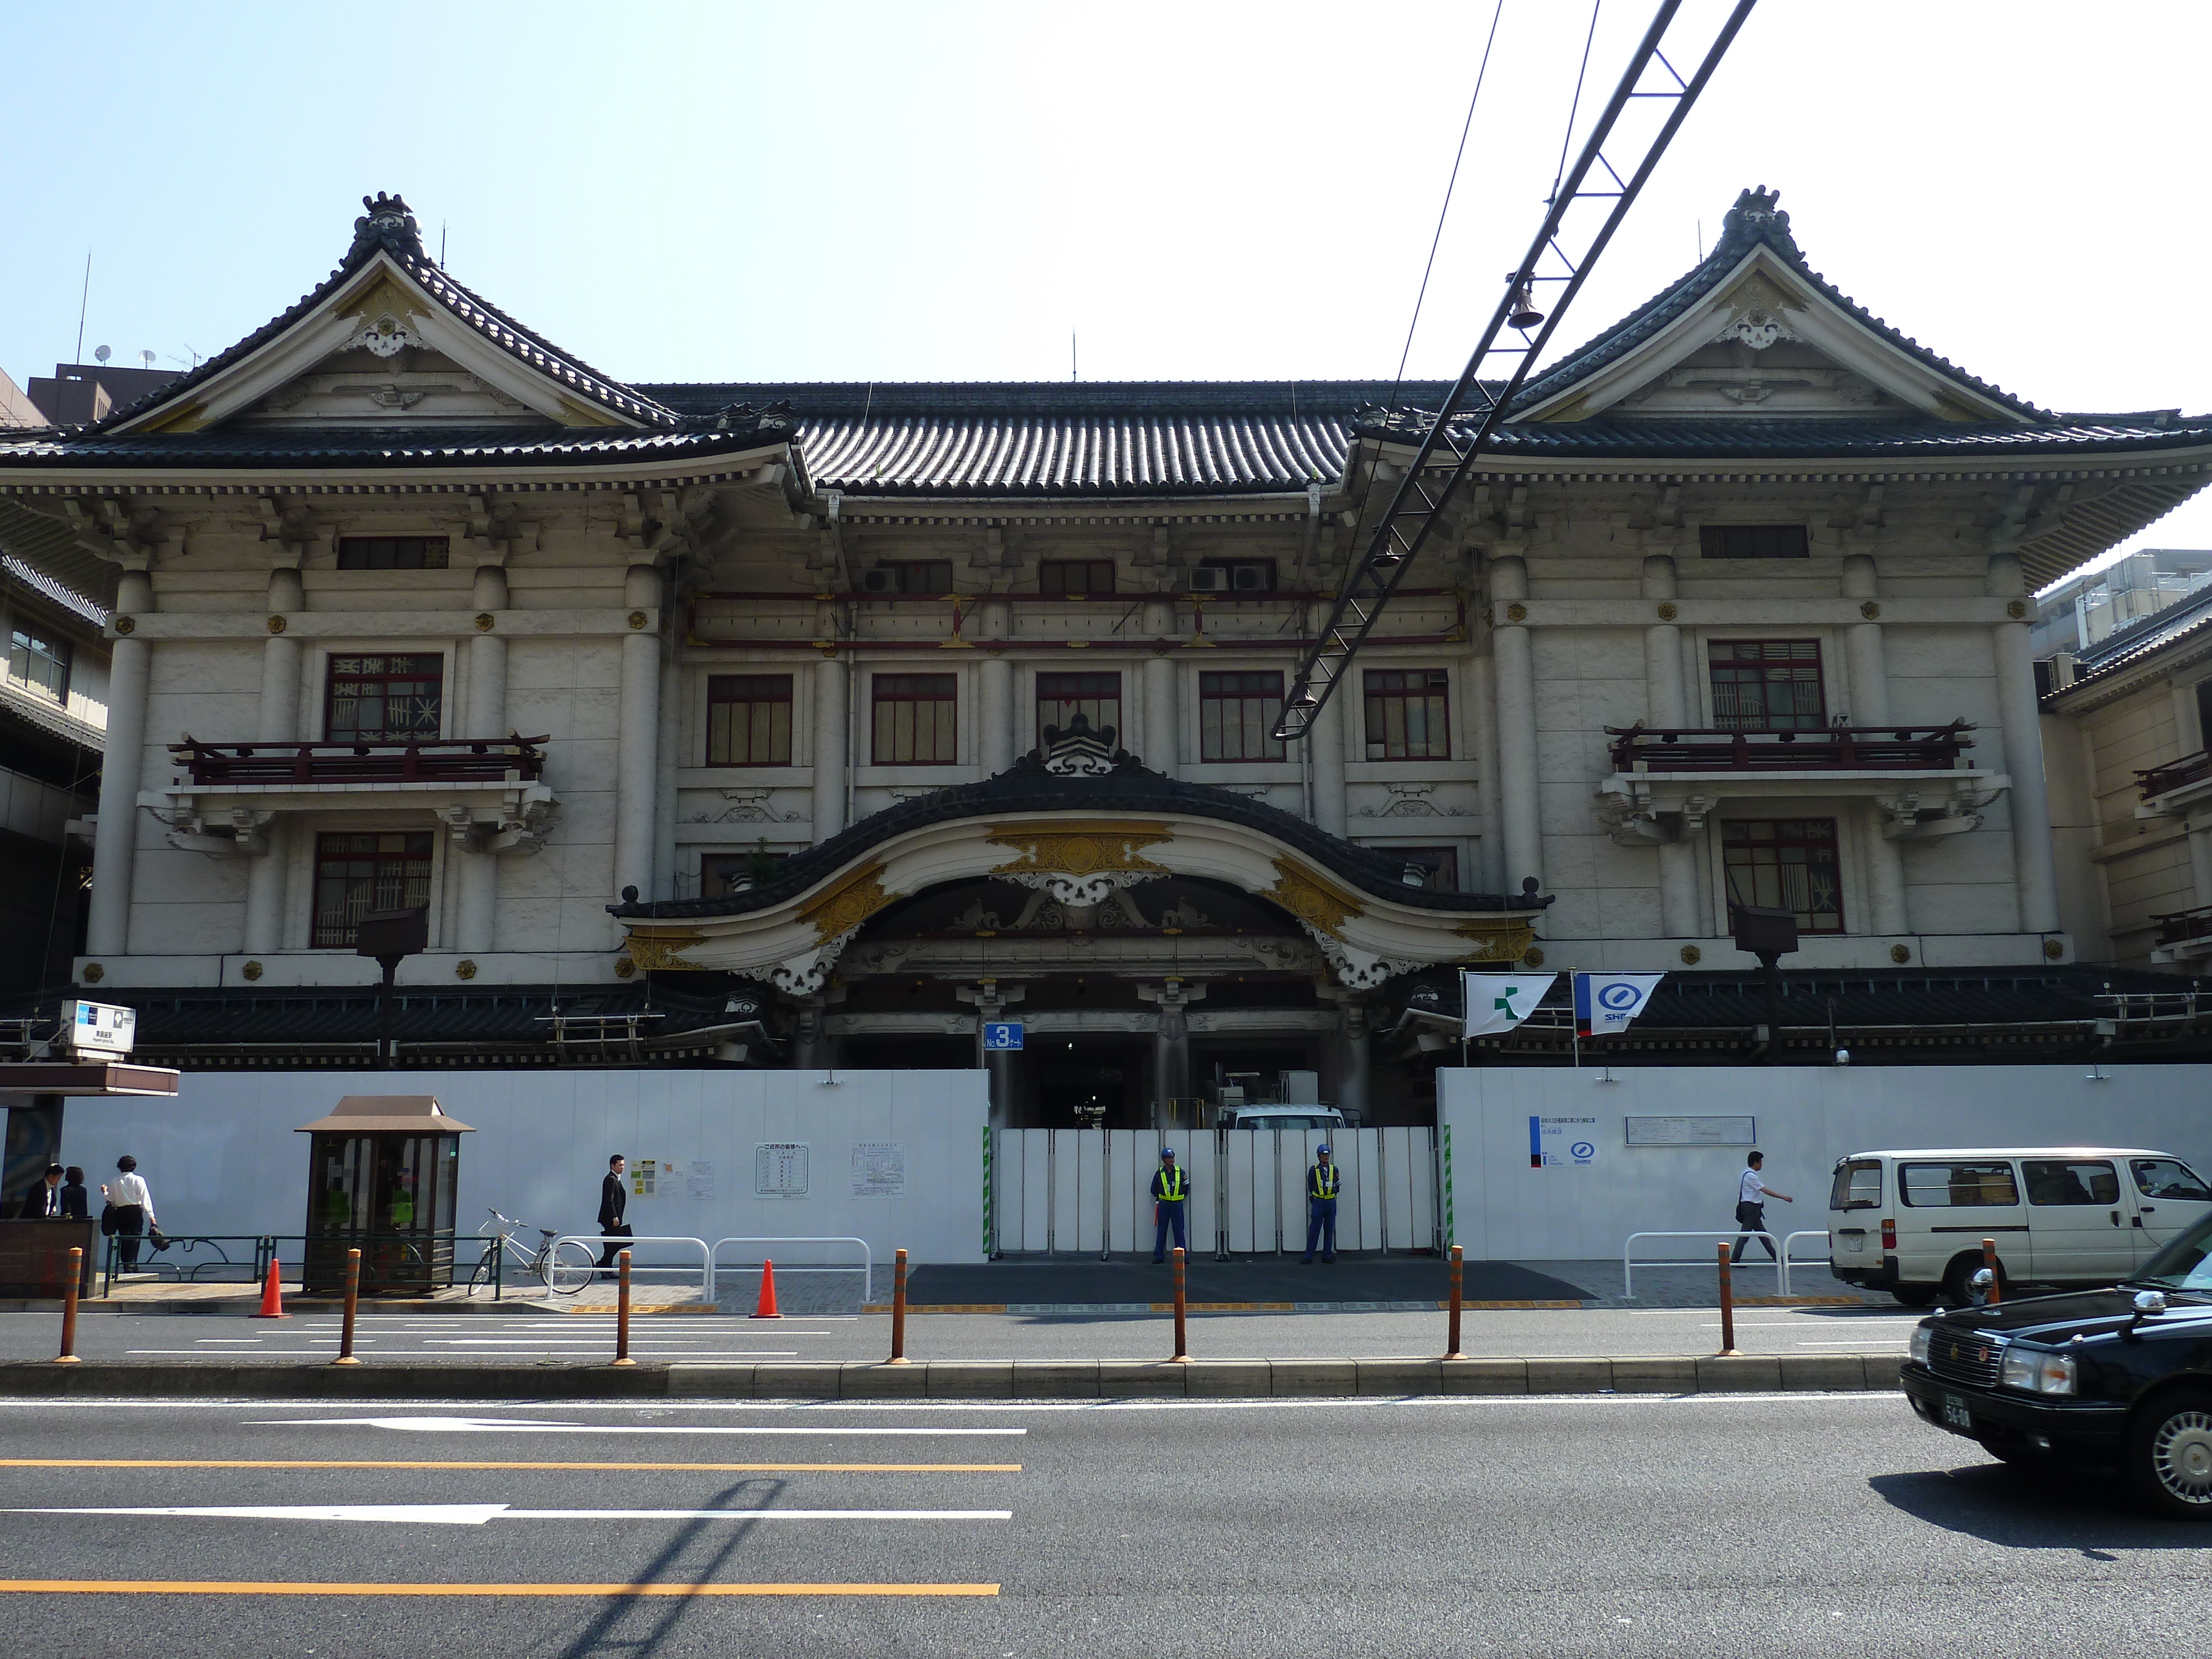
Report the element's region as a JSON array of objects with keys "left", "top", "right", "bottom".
[
  {"left": 244, "top": 1415, "right": 1026, "bottom": 1436},
  {"left": 7, "top": 1504, "right": 1011, "bottom": 1525}
]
